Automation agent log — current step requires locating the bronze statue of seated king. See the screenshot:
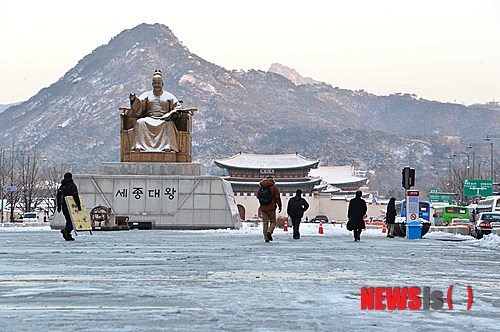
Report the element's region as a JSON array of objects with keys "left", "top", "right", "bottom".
[{"left": 119, "top": 70, "right": 196, "bottom": 163}]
